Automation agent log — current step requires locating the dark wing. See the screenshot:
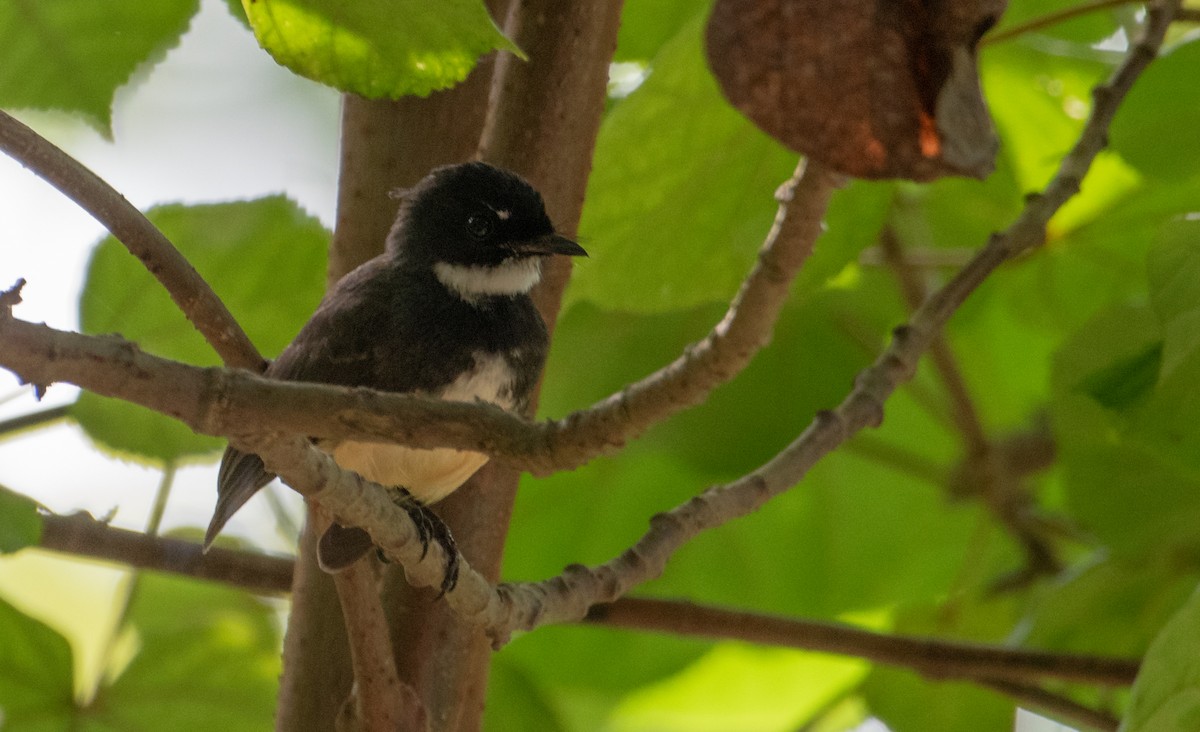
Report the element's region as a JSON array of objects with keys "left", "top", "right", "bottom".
[{"left": 205, "top": 257, "right": 411, "bottom": 548}]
